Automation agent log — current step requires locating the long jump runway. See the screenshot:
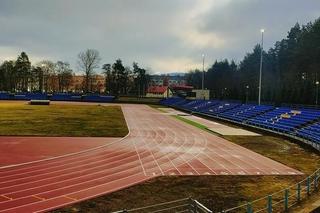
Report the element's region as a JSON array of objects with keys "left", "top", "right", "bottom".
[{"left": 0, "top": 104, "right": 302, "bottom": 212}]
